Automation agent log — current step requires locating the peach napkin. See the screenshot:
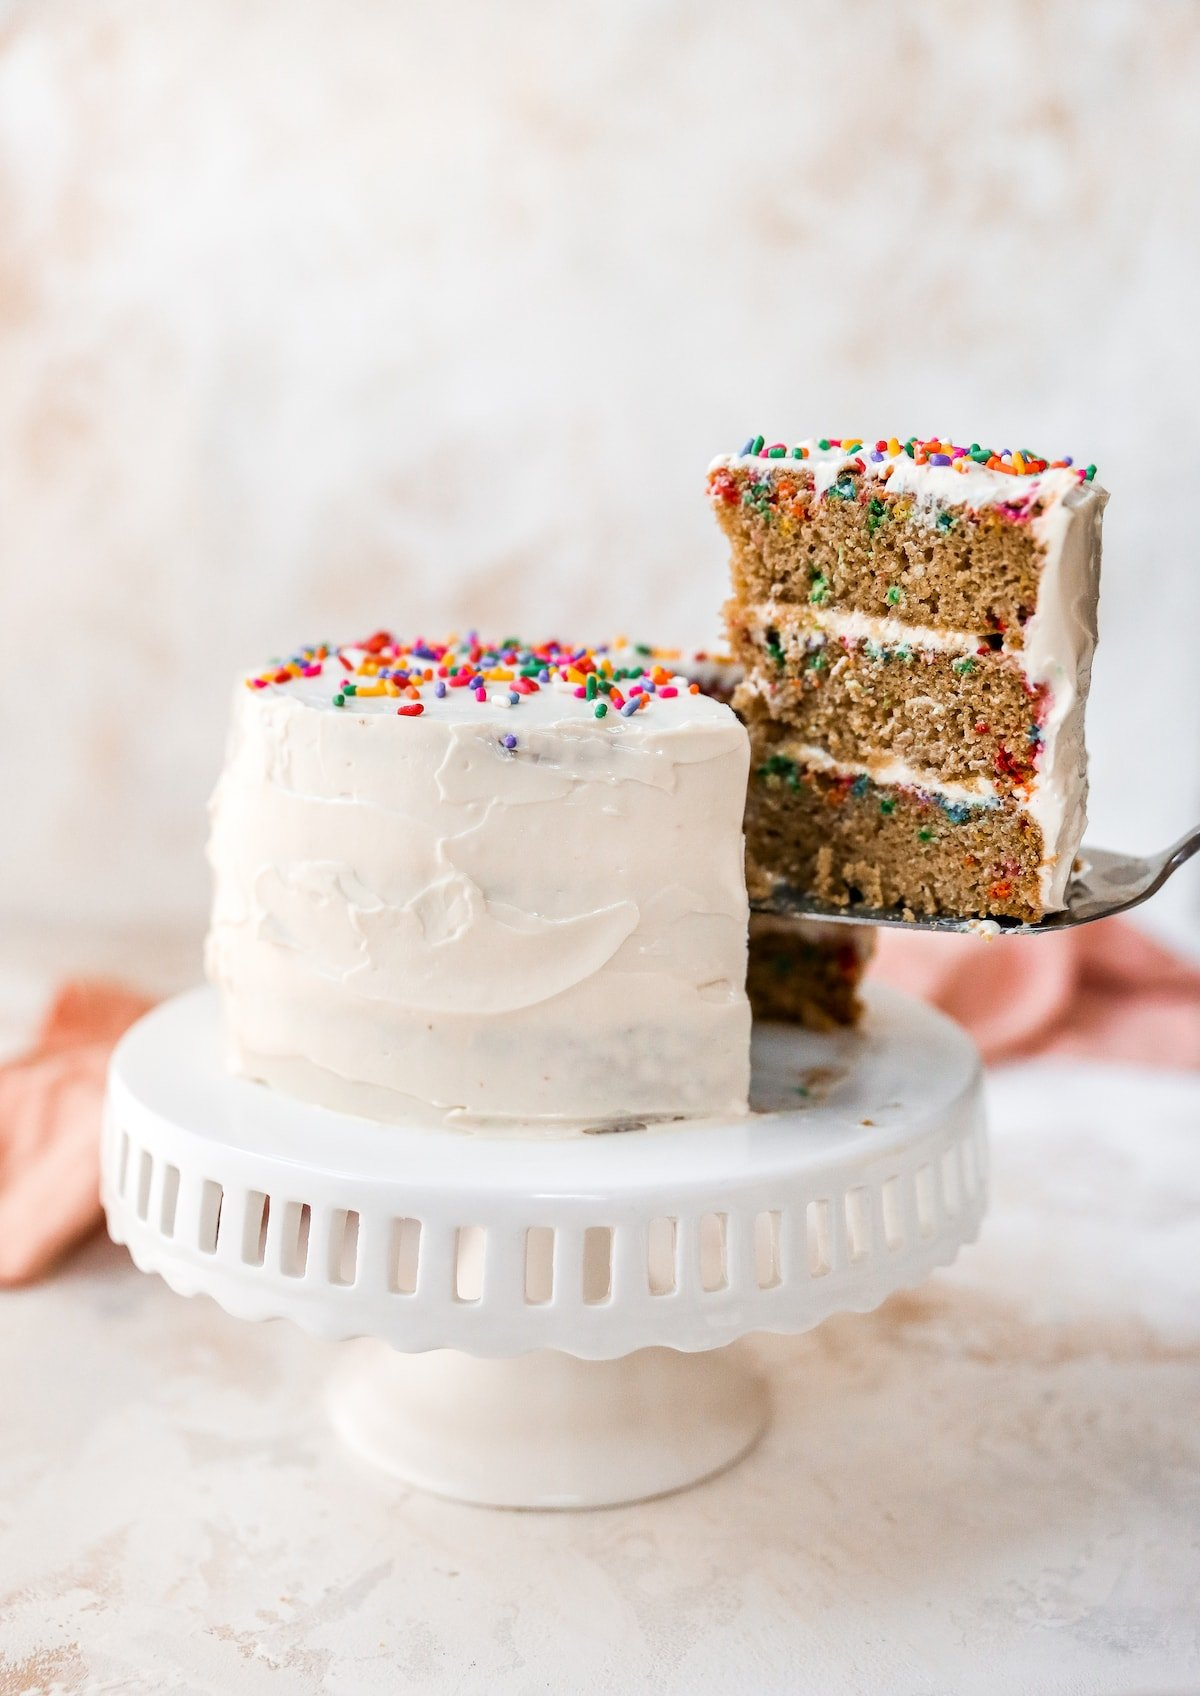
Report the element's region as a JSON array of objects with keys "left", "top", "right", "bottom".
[
  {"left": 872, "top": 916, "right": 1200, "bottom": 1068},
  {"left": 0, "top": 980, "right": 152, "bottom": 1286},
  {"left": 2, "top": 918, "right": 1198, "bottom": 1286}
]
